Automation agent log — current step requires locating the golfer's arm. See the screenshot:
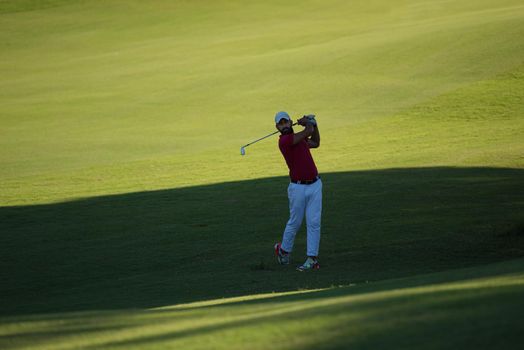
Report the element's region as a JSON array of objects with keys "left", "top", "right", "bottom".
[
  {"left": 292, "top": 125, "right": 314, "bottom": 145},
  {"left": 308, "top": 125, "right": 320, "bottom": 148}
]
